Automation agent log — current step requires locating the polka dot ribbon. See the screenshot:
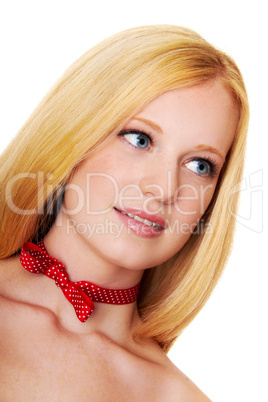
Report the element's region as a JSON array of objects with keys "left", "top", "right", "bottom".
[{"left": 20, "top": 241, "right": 140, "bottom": 322}]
